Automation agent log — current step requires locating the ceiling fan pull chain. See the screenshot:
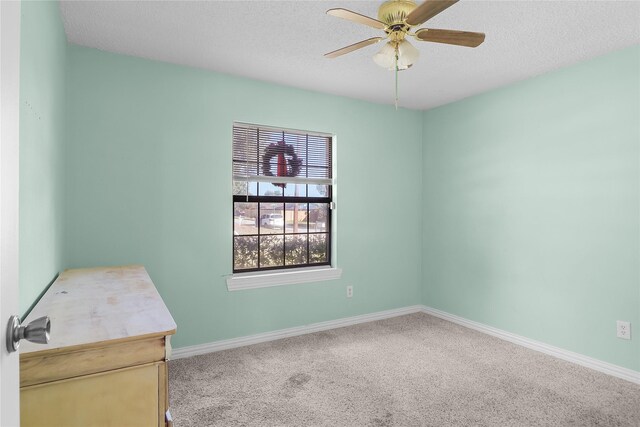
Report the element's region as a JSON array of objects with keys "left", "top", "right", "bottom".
[{"left": 395, "top": 46, "right": 399, "bottom": 110}]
